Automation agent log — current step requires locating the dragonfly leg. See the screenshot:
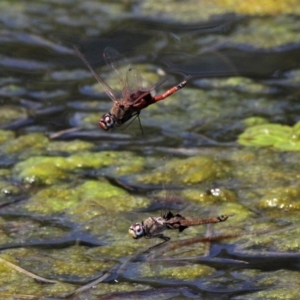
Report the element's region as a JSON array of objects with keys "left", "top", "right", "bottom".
[
  {"left": 153, "top": 76, "right": 190, "bottom": 102},
  {"left": 144, "top": 234, "right": 170, "bottom": 253}
]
